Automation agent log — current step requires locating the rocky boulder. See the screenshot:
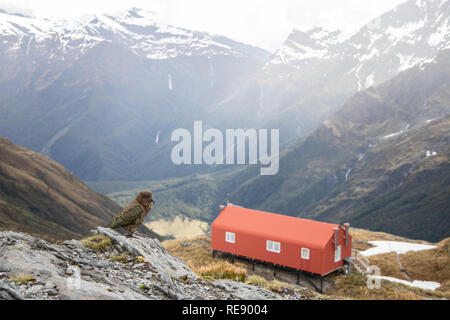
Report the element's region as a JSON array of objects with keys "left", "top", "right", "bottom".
[{"left": 0, "top": 228, "right": 310, "bottom": 300}]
